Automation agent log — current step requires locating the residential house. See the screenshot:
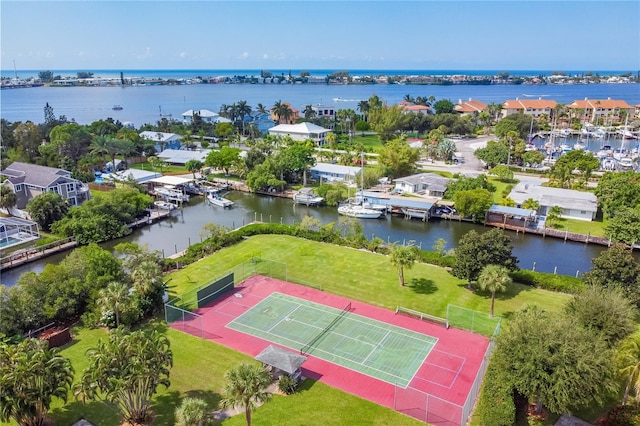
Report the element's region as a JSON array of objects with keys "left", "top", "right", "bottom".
[
  {"left": 399, "top": 101, "right": 430, "bottom": 115},
  {"left": 1, "top": 162, "right": 91, "bottom": 209},
  {"left": 508, "top": 183, "right": 598, "bottom": 221},
  {"left": 139, "top": 131, "right": 182, "bottom": 152},
  {"left": 157, "top": 149, "right": 211, "bottom": 165},
  {"left": 565, "top": 98, "right": 635, "bottom": 123},
  {"left": 243, "top": 111, "right": 276, "bottom": 135},
  {"left": 501, "top": 98, "right": 557, "bottom": 119},
  {"left": 270, "top": 102, "right": 300, "bottom": 124},
  {"left": 311, "top": 104, "right": 336, "bottom": 119},
  {"left": 393, "top": 173, "right": 451, "bottom": 198},
  {"left": 268, "top": 122, "right": 331, "bottom": 146},
  {"left": 454, "top": 98, "right": 487, "bottom": 117},
  {"left": 182, "top": 109, "right": 231, "bottom": 125},
  {"left": 309, "top": 163, "right": 361, "bottom": 184}
]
